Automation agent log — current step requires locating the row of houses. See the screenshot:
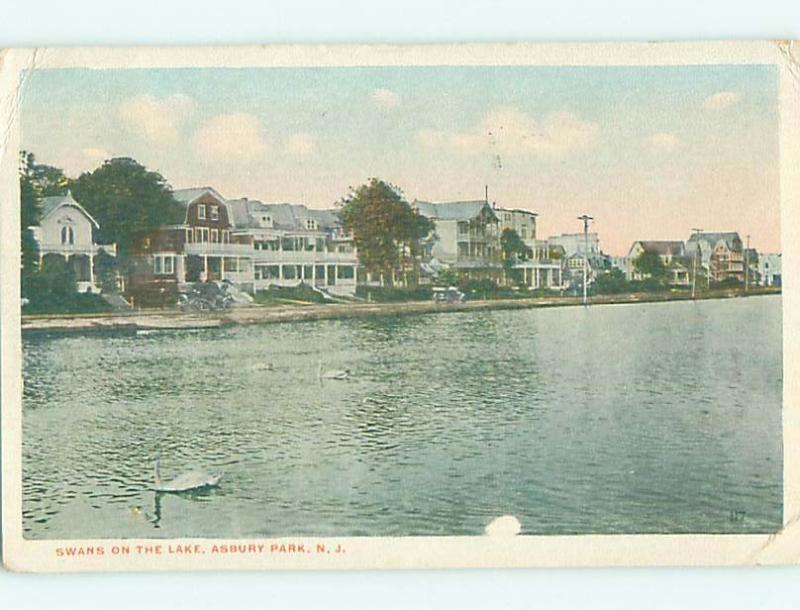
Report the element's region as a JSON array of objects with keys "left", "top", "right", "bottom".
[
  {"left": 615, "top": 233, "right": 782, "bottom": 288},
  {"left": 27, "top": 187, "right": 780, "bottom": 304}
]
